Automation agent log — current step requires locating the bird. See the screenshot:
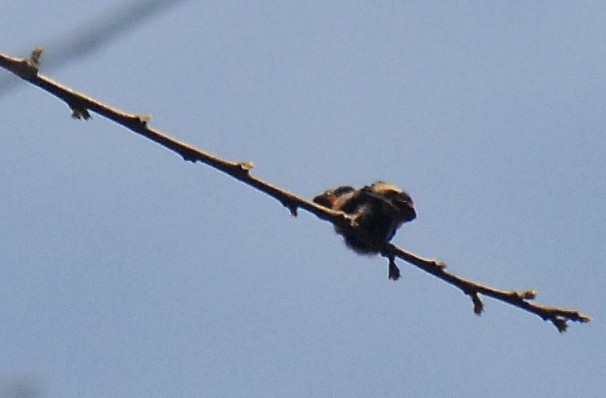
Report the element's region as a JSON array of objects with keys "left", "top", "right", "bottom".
[{"left": 313, "top": 181, "right": 416, "bottom": 280}]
